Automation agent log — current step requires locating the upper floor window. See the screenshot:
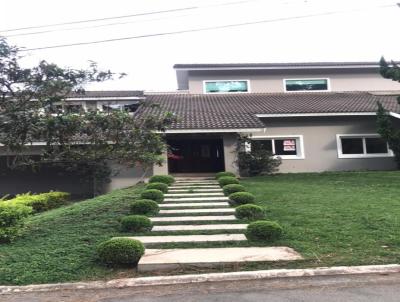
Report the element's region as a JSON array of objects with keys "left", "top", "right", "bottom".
[
  {"left": 204, "top": 80, "right": 249, "bottom": 93},
  {"left": 284, "top": 78, "right": 329, "bottom": 92}
]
